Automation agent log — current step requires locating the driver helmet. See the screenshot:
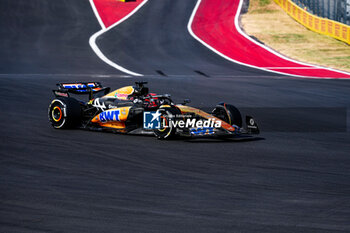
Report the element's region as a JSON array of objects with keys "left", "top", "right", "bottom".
[{"left": 144, "top": 93, "right": 159, "bottom": 108}]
